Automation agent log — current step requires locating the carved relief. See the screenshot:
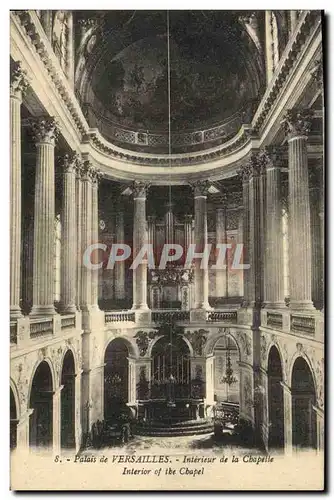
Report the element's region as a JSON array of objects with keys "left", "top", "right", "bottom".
[
  {"left": 134, "top": 330, "right": 158, "bottom": 357},
  {"left": 237, "top": 331, "right": 252, "bottom": 360},
  {"left": 260, "top": 335, "right": 268, "bottom": 363},
  {"left": 184, "top": 329, "right": 209, "bottom": 356}
]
